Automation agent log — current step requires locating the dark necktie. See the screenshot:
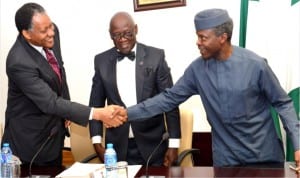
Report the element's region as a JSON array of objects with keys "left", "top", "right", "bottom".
[
  {"left": 43, "top": 48, "right": 61, "bottom": 82},
  {"left": 117, "top": 51, "right": 135, "bottom": 61}
]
